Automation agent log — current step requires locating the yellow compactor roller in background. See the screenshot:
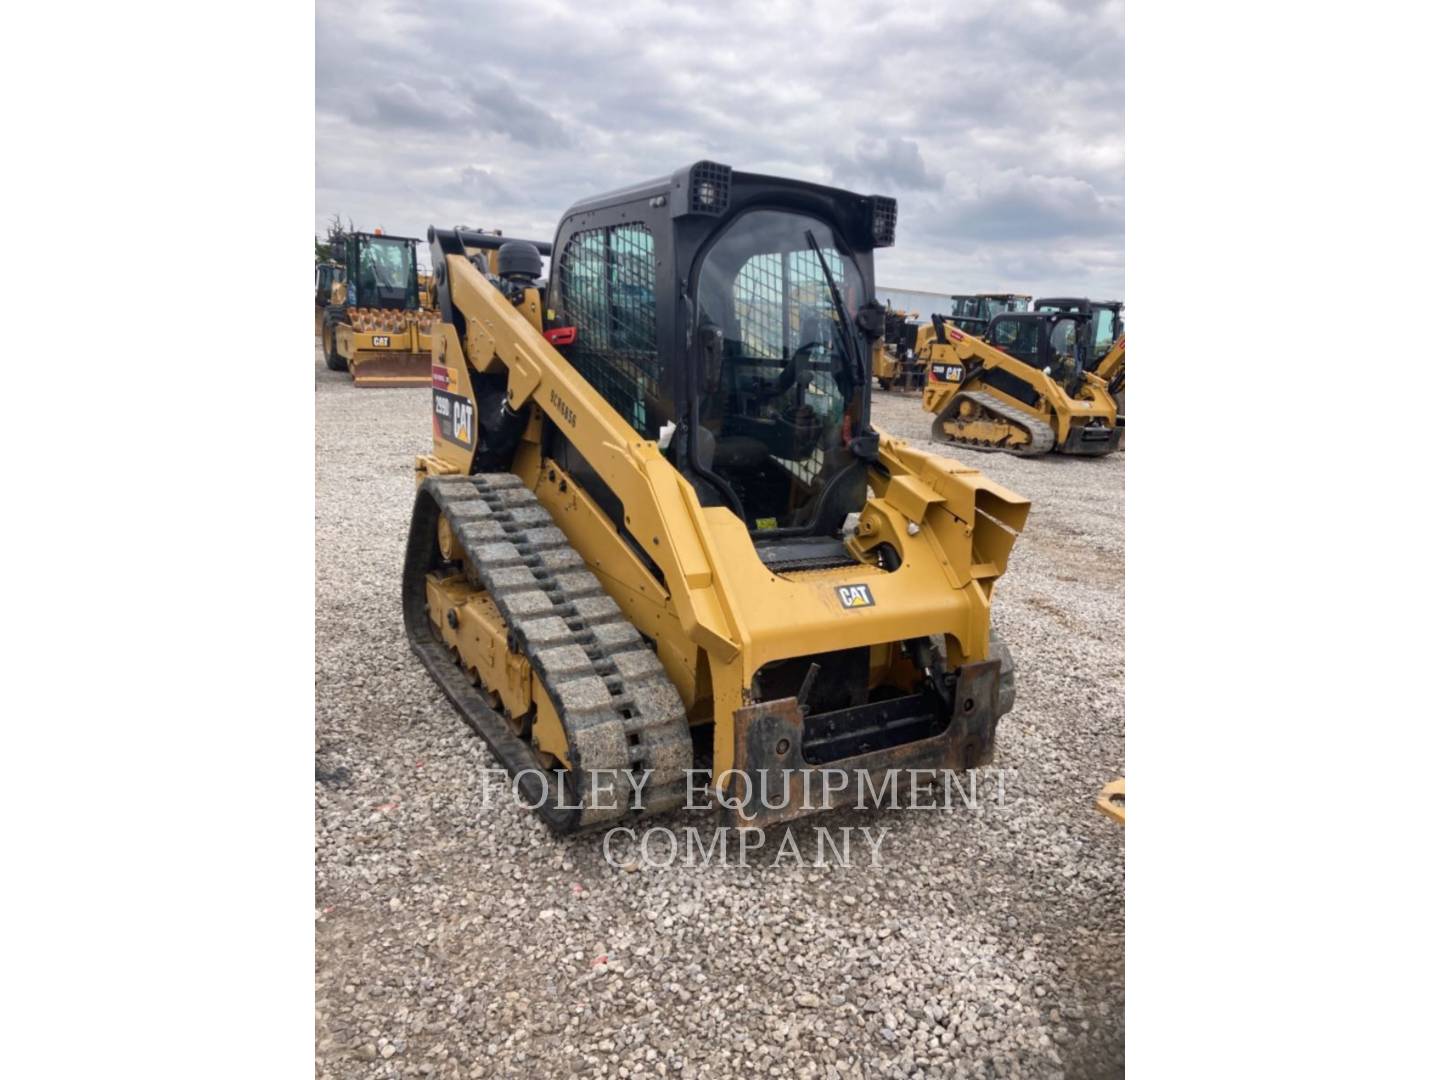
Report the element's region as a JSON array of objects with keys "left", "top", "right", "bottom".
[
  {"left": 320, "top": 230, "right": 437, "bottom": 387},
  {"left": 918, "top": 311, "right": 1123, "bottom": 456},
  {"left": 403, "top": 162, "right": 1031, "bottom": 833}
]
